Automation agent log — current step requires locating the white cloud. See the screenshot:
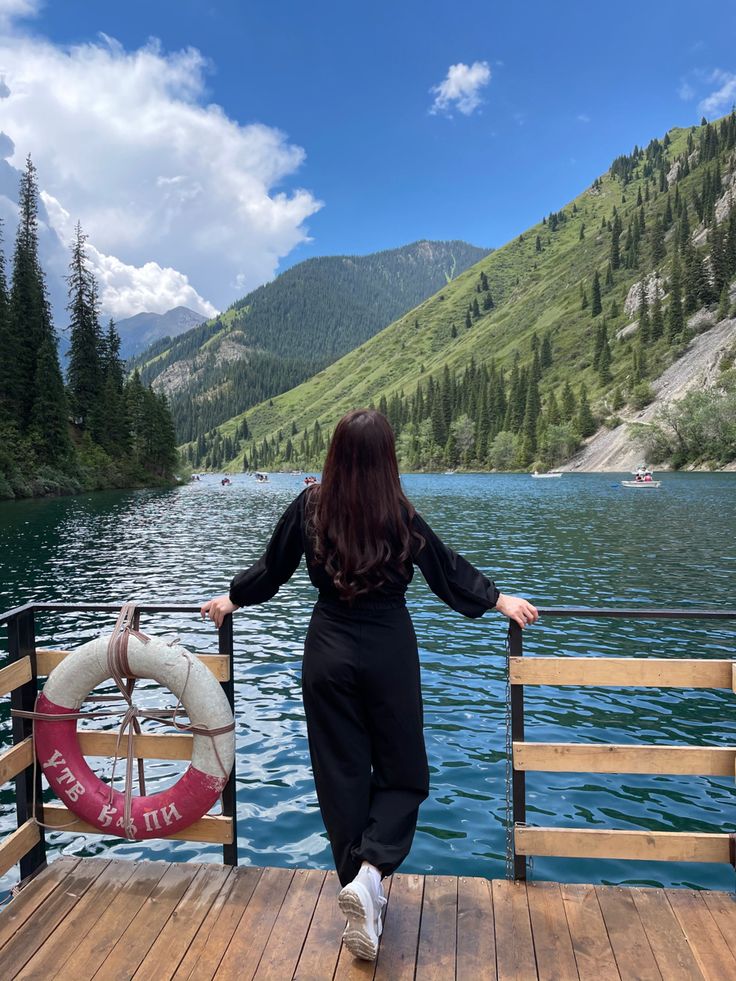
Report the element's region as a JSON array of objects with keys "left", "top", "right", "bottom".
[
  {"left": 699, "top": 69, "right": 736, "bottom": 116},
  {"left": 576, "top": 113, "right": 591, "bottom": 124},
  {"left": 430, "top": 61, "right": 491, "bottom": 117},
  {"left": 0, "top": 0, "right": 41, "bottom": 29},
  {"left": 0, "top": 28, "right": 322, "bottom": 320},
  {"left": 41, "top": 191, "right": 216, "bottom": 318},
  {"left": 678, "top": 80, "right": 695, "bottom": 101}
]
